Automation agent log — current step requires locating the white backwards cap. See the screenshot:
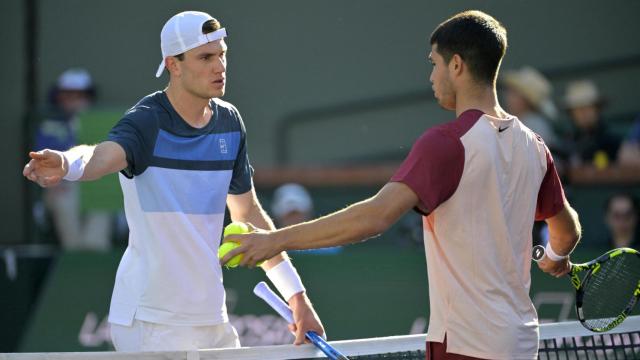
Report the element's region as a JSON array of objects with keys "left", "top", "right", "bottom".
[{"left": 155, "top": 11, "right": 227, "bottom": 77}]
